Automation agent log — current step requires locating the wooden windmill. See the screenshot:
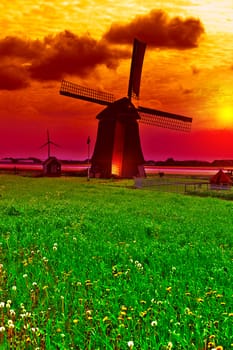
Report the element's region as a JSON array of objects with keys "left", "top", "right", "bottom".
[{"left": 60, "top": 38, "right": 192, "bottom": 178}]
